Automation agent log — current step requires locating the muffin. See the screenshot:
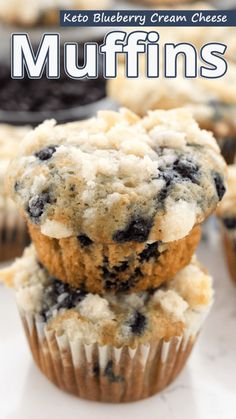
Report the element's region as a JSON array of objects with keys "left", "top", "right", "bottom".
[
  {"left": 108, "top": 13, "right": 236, "bottom": 164},
  {"left": 0, "top": 0, "right": 110, "bottom": 26},
  {"left": 217, "top": 165, "right": 236, "bottom": 284},
  {"left": 0, "top": 246, "right": 213, "bottom": 402},
  {"left": 6, "top": 109, "right": 226, "bottom": 291},
  {"left": 0, "top": 124, "right": 30, "bottom": 262}
]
